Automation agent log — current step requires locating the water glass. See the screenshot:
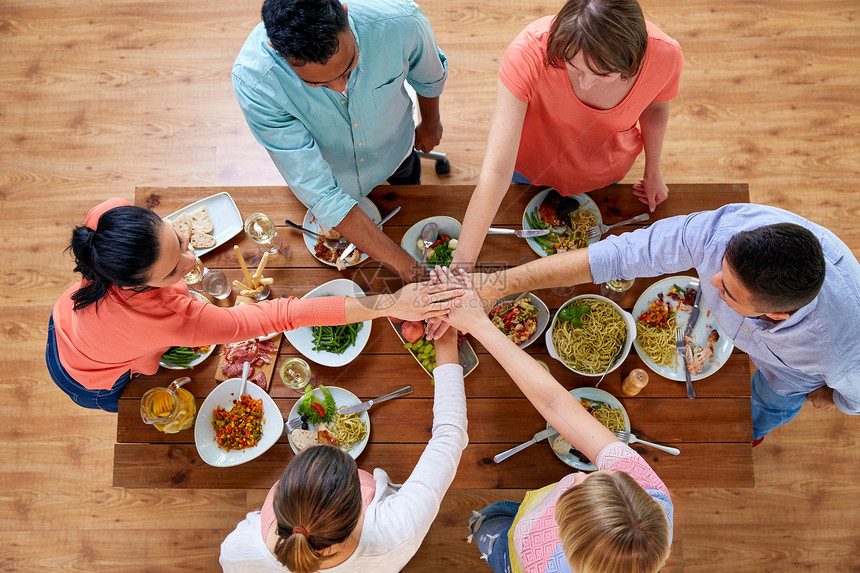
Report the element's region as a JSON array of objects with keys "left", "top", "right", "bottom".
[{"left": 201, "top": 269, "right": 231, "bottom": 299}]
